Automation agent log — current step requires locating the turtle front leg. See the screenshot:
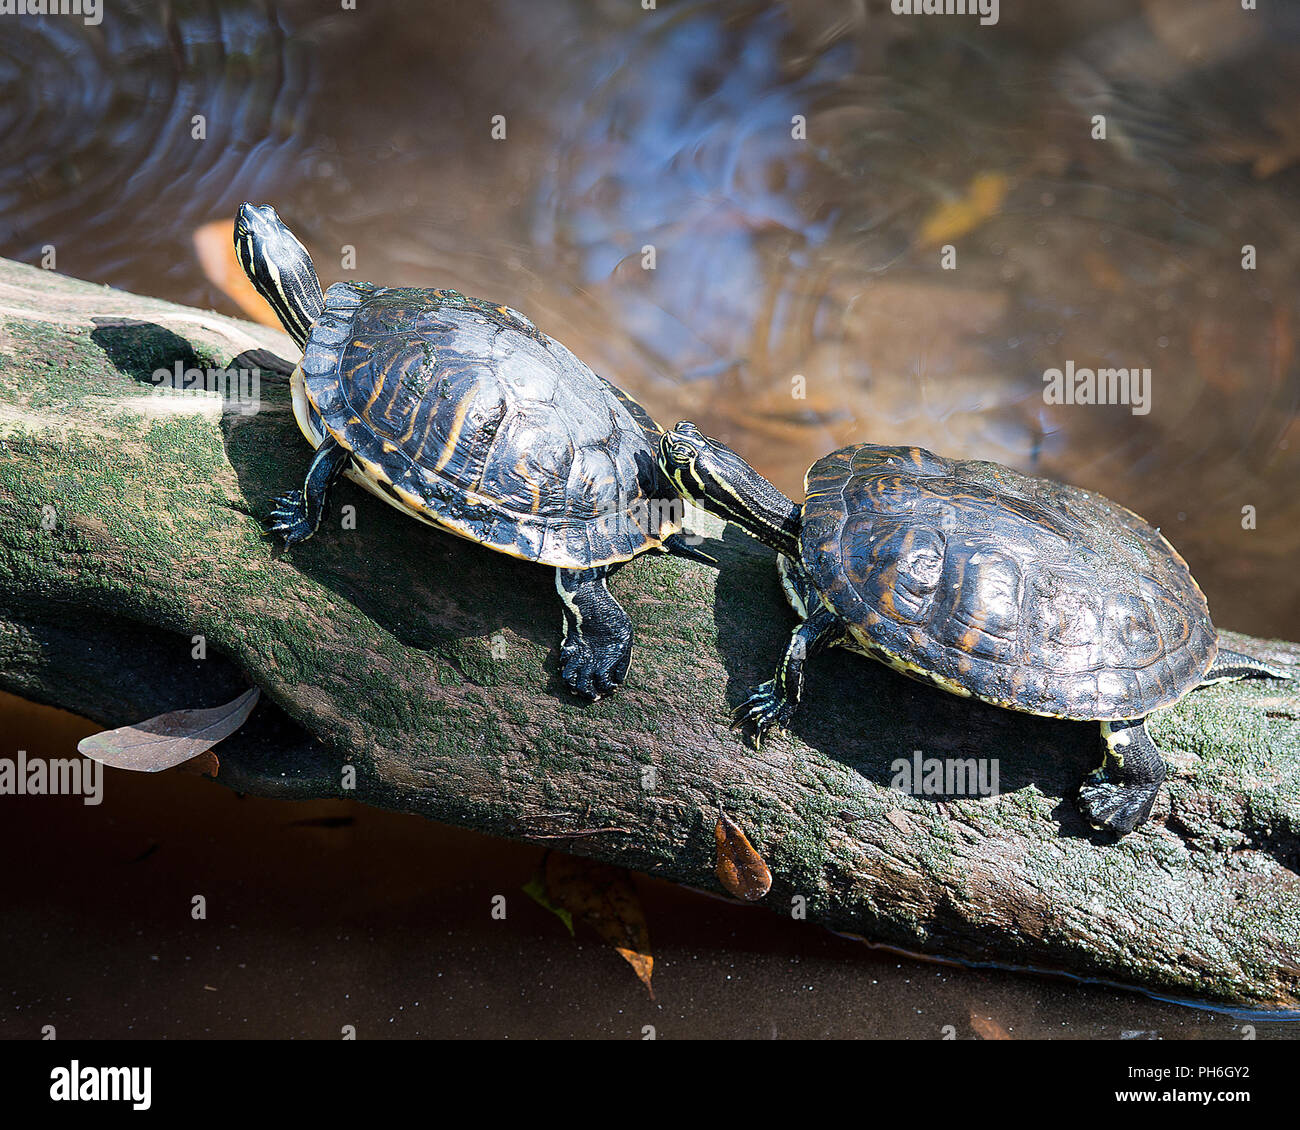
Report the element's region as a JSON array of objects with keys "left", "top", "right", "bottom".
[
  {"left": 556, "top": 566, "right": 634, "bottom": 700},
  {"left": 733, "top": 604, "right": 842, "bottom": 748},
  {"left": 266, "top": 435, "right": 350, "bottom": 547},
  {"left": 1077, "top": 718, "right": 1167, "bottom": 836}
]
